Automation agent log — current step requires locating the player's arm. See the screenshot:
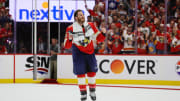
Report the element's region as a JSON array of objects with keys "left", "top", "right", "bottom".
[
  {"left": 89, "top": 22, "right": 106, "bottom": 42},
  {"left": 97, "top": 27, "right": 106, "bottom": 42},
  {"left": 64, "top": 26, "right": 73, "bottom": 49}
]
